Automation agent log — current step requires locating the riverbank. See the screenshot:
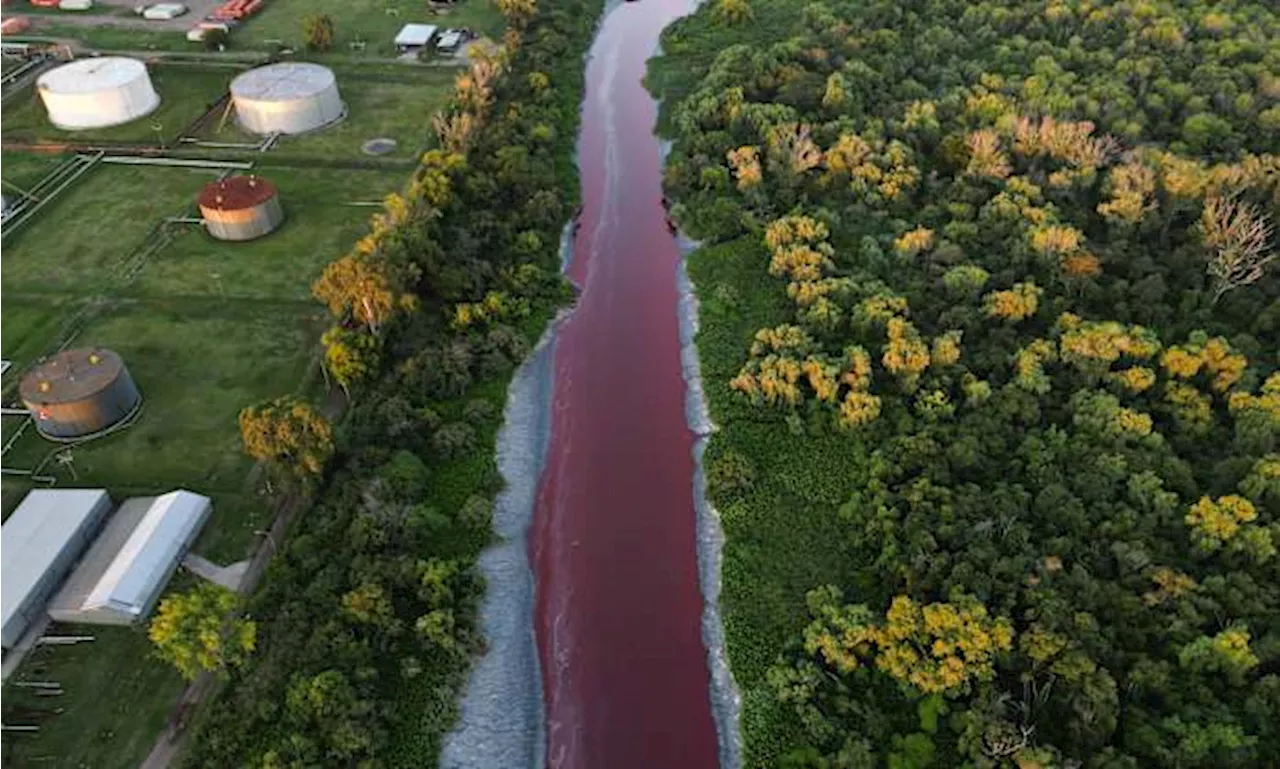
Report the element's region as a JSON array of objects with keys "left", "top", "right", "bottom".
[{"left": 523, "top": 0, "right": 724, "bottom": 765}]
